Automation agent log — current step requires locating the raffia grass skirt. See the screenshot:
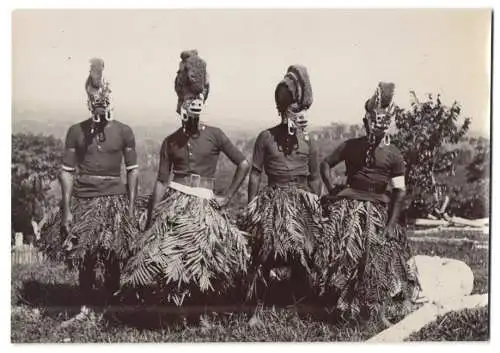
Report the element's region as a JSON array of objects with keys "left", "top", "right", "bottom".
[
  {"left": 40, "top": 194, "right": 136, "bottom": 271},
  {"left": 121, "top": 188, "right": 250, "bottom": 306},
  {"left": 317, "top": 197, "right": 418, "bottom": 320},
  {"left": 238, "top": 184, "right": 324, "bottom": 300}
]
